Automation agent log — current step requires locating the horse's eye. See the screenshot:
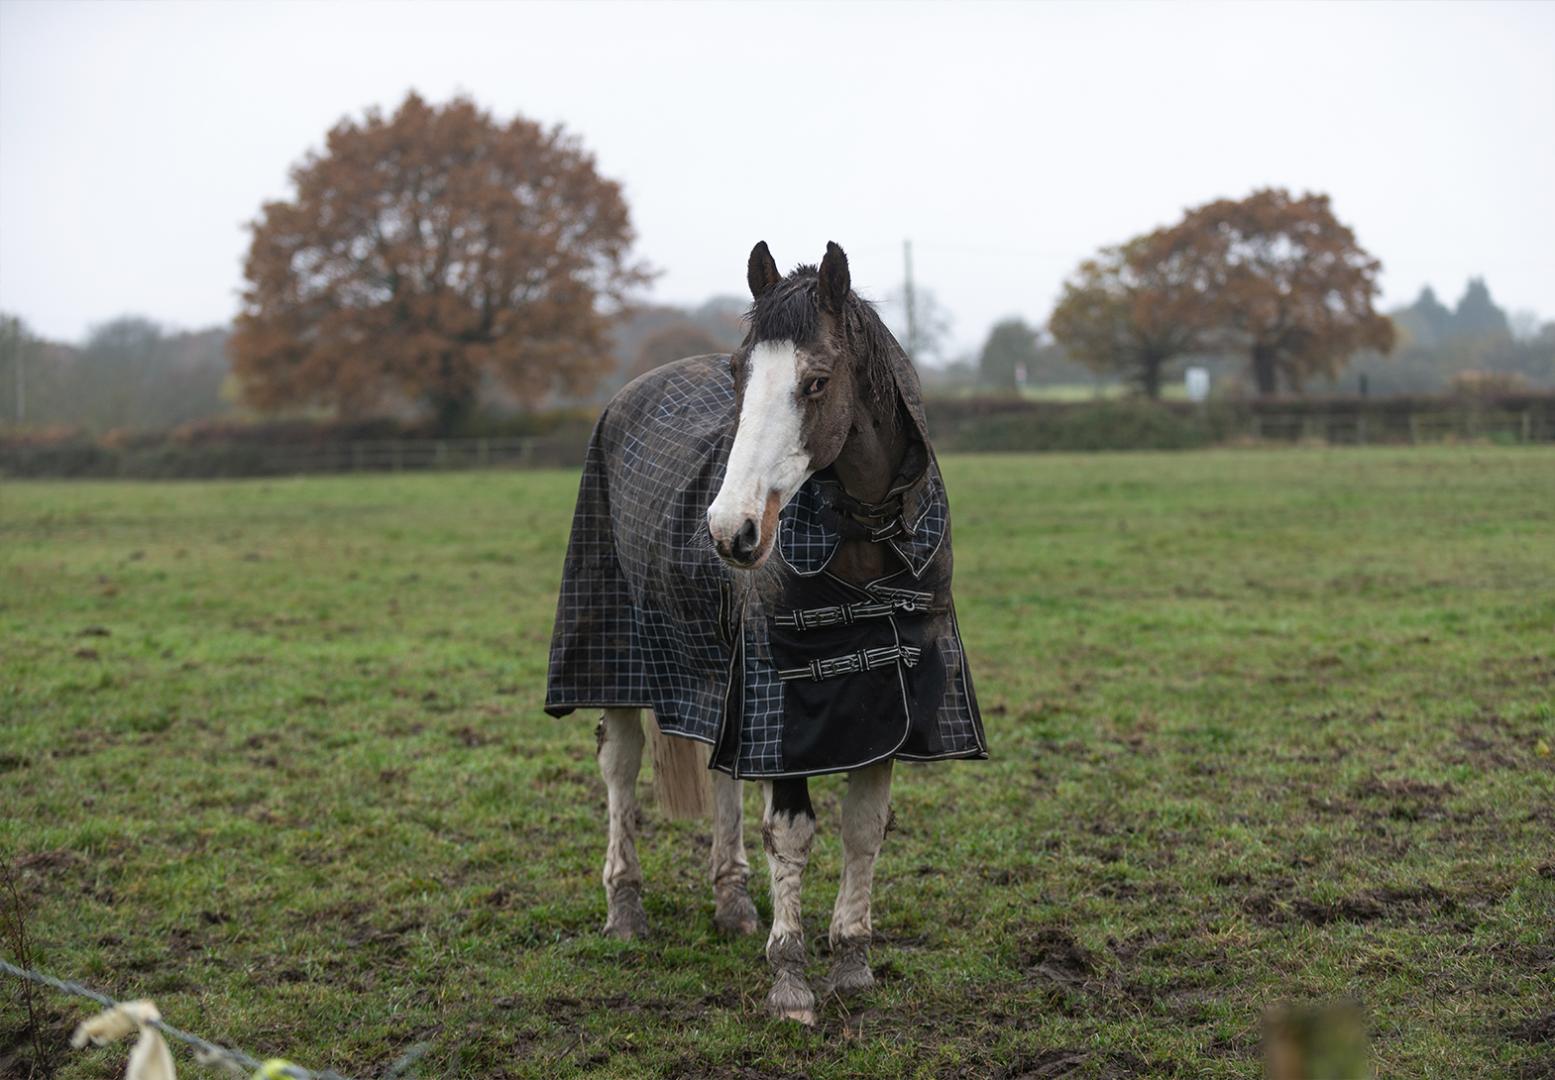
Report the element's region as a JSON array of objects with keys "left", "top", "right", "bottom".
[{"left": 802, "top": 376, "right": 829, "bottom": 398}]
